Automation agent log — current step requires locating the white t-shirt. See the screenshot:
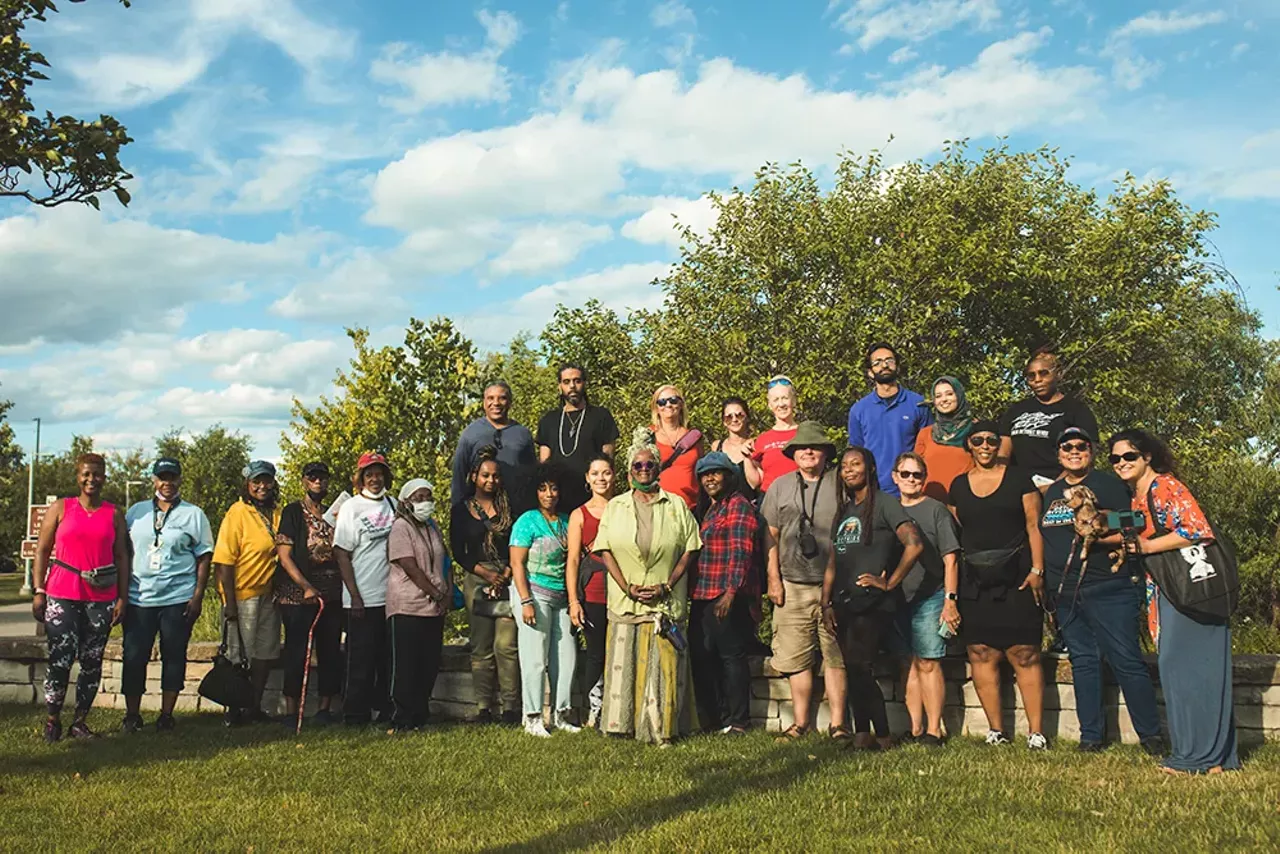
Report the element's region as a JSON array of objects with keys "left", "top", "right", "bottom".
[{"left": 332, "top": 493, "right": 396, "bottom": 608}]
